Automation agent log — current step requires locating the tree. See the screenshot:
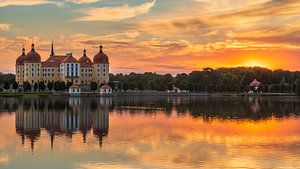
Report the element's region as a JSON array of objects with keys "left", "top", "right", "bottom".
[
  {"left": 123, "top": 82, "right": 129, "bottom": 92},
  {"left": 54, "top": 81, "right": 60, "bottom": 91},
  {"left": 3, "top": 82, "right": 10, "bottom": 91},
  {"left": 47, "top": 82, "right": 53, "bottom": 91},
  {"left": 23, "top": 81, "right": 31, "bottom": 92},
  {"left": 33, "top": 82, "right": 38, "bottom": 92},
  {"left": 60, "top": 81, "right": 66, "bottom": 91},
  {"left": 0, "top": 73, "right": 15, "bottom": 85},
  {"left": 12, "top": 81, "right": 18, "bottom": 92},
  {"left": 39, "top": 81, "right": 46, "bottom": 91},
  {"left": 137, "top": 82, "right": 144, "bottom": 91},
  {"left": 67, "top": 81, "right": 73, "bottom": 89},
  {"left": 167, "top": 83, "right": 173, "bottom": 91},
  {"left": 295, "top": 78, "right": 300, "bottom": 96},
  {"left": 90, "top": 82, "right": 97, "bottom": 92}
]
